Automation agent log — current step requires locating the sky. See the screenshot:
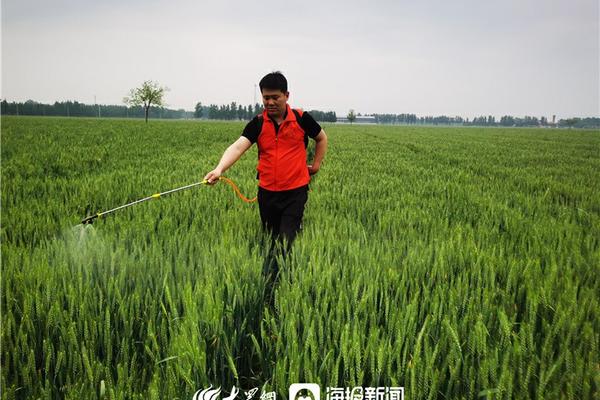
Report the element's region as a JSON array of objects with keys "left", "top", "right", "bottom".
[{"left": 1, "top": 0, "right": 599, "bottom": 119}]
